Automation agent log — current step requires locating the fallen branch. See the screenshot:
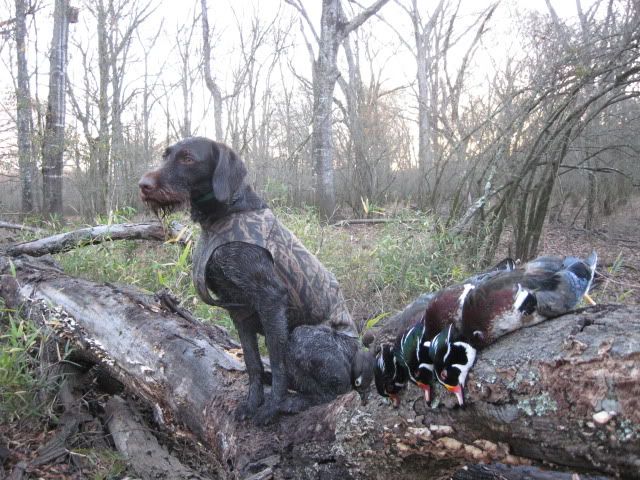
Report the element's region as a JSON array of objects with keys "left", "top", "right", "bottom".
[
  {"left": 0, "top": 221, "right": 46, "bottom": 235},
  {"left": 332, "top": 218, "right": 423, "bottom": 227},
  {"left": 105, "top": 395, "right": 211, "bottom": 480},
  {"left": 1, "top": 221, "right": 189, "bottom": 257},
  {"left": 1, "top": 256, "right": 638, "bottom": 479}
]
